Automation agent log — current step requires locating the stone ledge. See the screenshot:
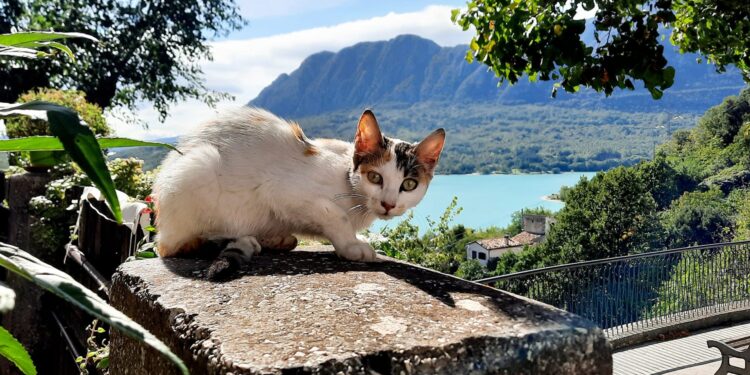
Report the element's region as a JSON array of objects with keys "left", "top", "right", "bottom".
[{"left": 109, "top": 246, "right": 612, "bottom": 374}]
